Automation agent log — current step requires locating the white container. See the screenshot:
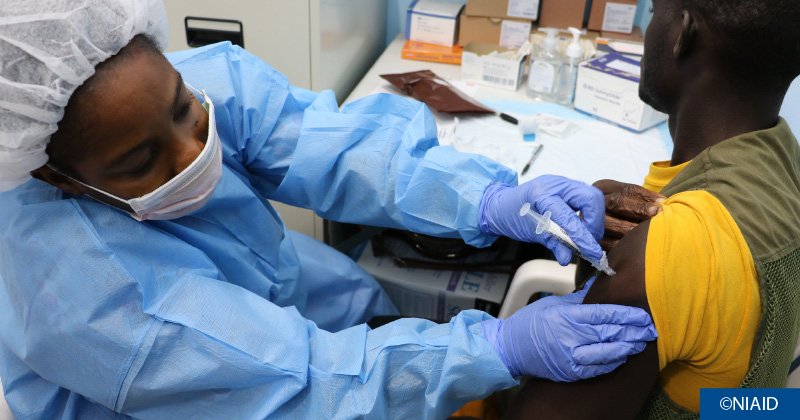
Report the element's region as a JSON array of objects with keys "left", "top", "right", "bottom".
[
  {"left": 556, "top": 27, "right": 585, "bottom": 105},
  {"left": 527, "top": 28, "right": 562, "bottom": 102},
  {"left": 461, "top": 42, "right": 527, "bottom": 91},
  {"left": 406, "top": 0, "right": 464, "bottom": 47},
  {"left": 573, "top": 53, "right": 668, "bottom": 132}
]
